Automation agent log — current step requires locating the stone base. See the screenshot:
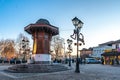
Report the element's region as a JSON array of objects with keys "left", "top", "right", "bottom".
[
  {"left": 5, "top": 64, "right": 70, "bottom": 73},
  {"left": 32, "top": 54, "right": 51, "bottom": 64},
  {"left": 35, "top": 61, "right": 51, "bottom": 64}
]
